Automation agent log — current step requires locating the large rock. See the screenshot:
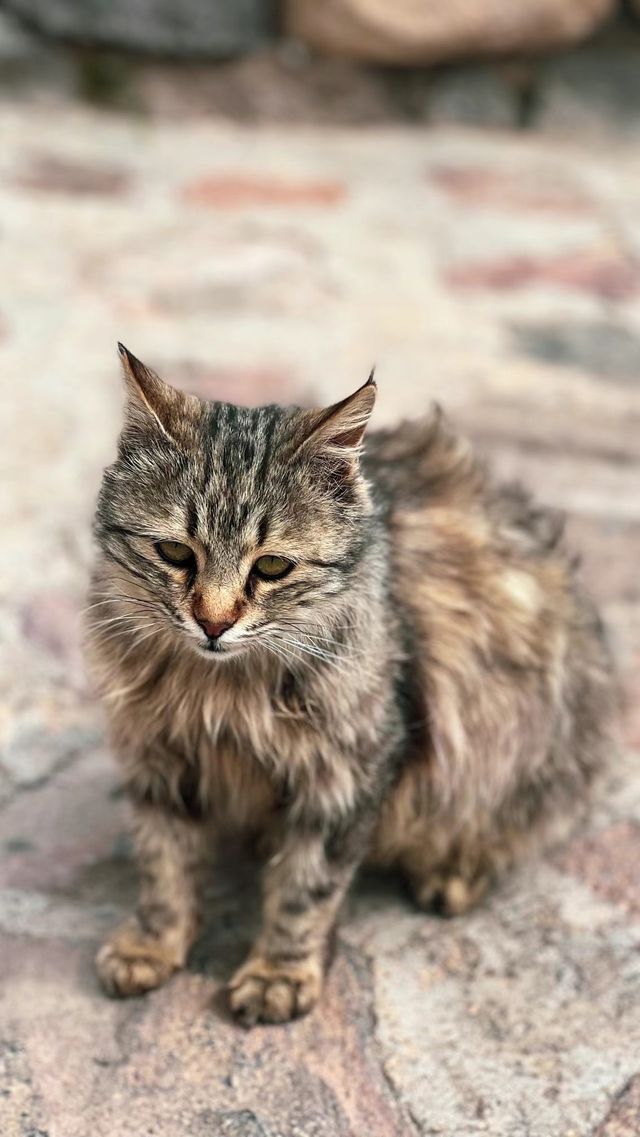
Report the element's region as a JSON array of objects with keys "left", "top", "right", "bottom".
[
  {"left": 285, "top": 0, "right": 616, "bottom": 65},
  {"left": 1, "top": 0, "right": 273, "bottom": 56}
]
